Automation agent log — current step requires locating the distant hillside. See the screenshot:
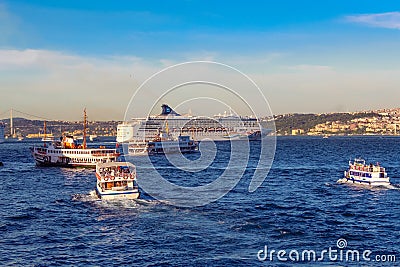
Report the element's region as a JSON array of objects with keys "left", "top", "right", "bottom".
[{"left": 274, "top": 112, "right": 382, "bottom": 135}]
